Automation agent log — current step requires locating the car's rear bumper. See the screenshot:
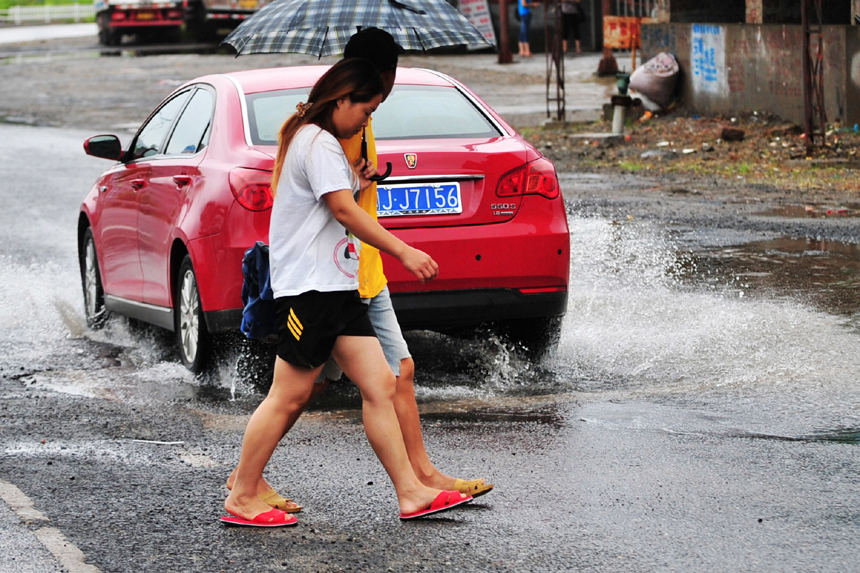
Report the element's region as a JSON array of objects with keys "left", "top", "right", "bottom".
[
  {"left": 391, "top": 288, "right": 568, "bottom": 331},
  {"left": 203, "top": 288, "right": 567, "bottom": 335}
]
